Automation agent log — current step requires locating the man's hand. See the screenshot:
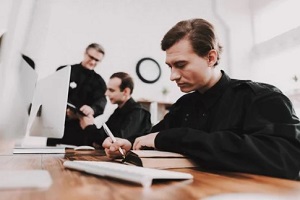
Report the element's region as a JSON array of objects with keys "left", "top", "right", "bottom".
[
  {"left": 102, "top": 137, "right": 132, "bottom": 158},
  {"left": 80, "top": 105, "right": 95, "bottom": 116},
  {"left": 66, "top": 108, "right": 78, "bottom": 119},
  {"left": 133, "top": 132, "right": 158, "bottom": 150},
  {"left": 79, "top": 114, "right": 94, "bottom": 129}
]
